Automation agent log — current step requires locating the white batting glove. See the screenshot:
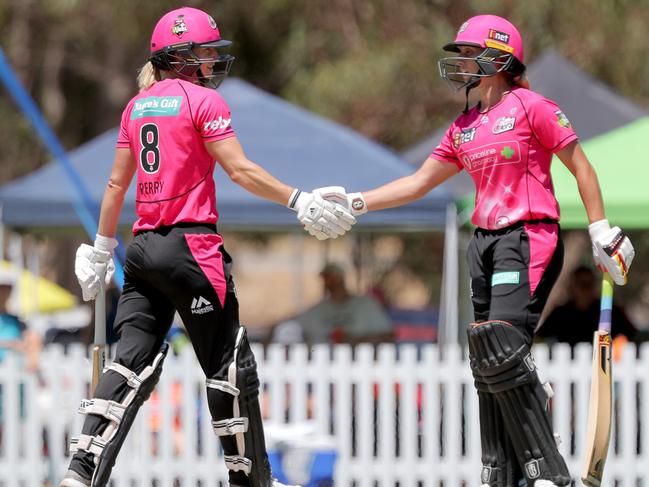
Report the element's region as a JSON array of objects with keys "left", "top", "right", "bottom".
[
  {"left": 313, "top": 186, "right": 368, "bottom": 216},
  {"left": 74, "top": 234, "right": 117, "bottom": 301},
  {"left": 588, "top": 219, "right": 634, "bottom": 285},
  {"left": 287, "top": 189, "right": 356, "bottom": 240}
]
